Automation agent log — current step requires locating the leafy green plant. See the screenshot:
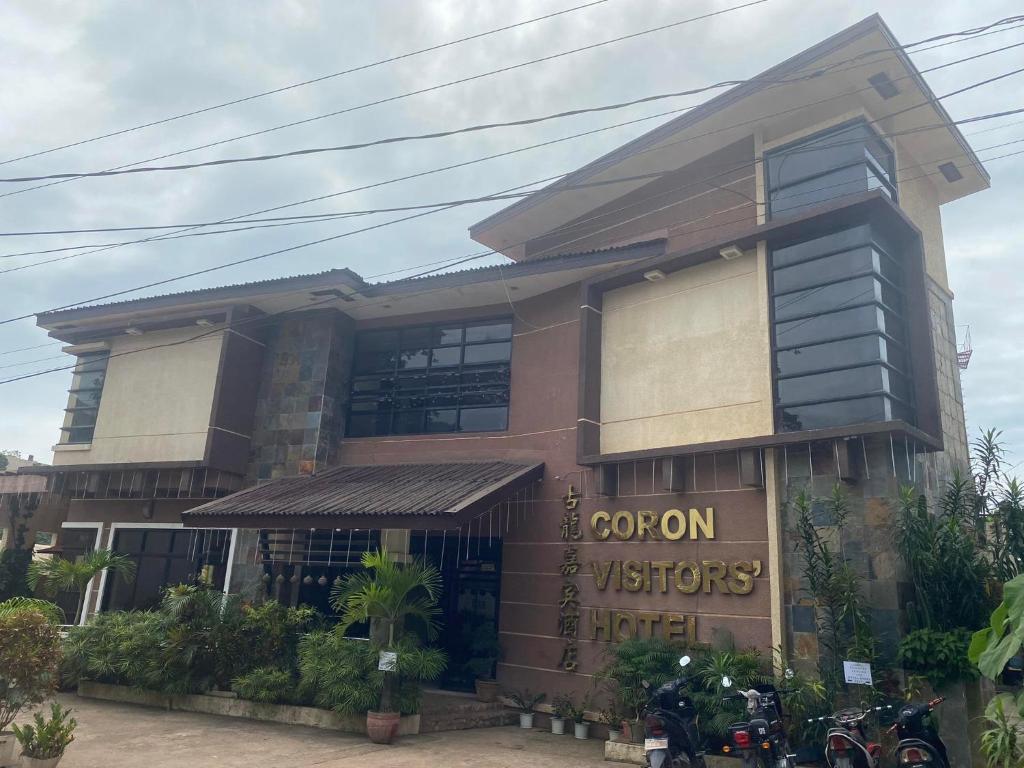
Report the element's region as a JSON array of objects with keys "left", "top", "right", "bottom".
[
  {"left": 790, "top": 486, "right": 873, "bottom": 698},
  {"left": 505, "top": 688, "right": 545, "bottom": 713},
  {"left": 897, "top": 628, "right": 976, "bottom": 690},
  {"left": 28, "top": 549, "right": 136, "bottom": 625},
  {"left": 232, "top": 667, "right": 295, "bottom": 704},
  {"left": 12, "top": 702, "right": 76, "bottom": 759},
  {"left": 688, "top": 649, "right": 770, "bottom": 738},
  {"left": 980, "top": 695, "right": 1024, "bottom": 768},
  {"left": 596, "top": 637, "right": 686, "bottom": 721},
  {"left": 551, "top": 693, "right": 573, "bottom": 719},
  {"left": 0, "top": 610, "right": 62, "bottom": 731},
  {"left": 329, "top": 550, "right": 446, "bottom": 713},
  {"left": 553, "top": 691, "right": 590, "bottom": 723},
  {"left": 0, "top": 597, "right": 64, "bottom": 623},
  {"left": 297, "top": 631, "right": 444, "bottom": 715}
]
